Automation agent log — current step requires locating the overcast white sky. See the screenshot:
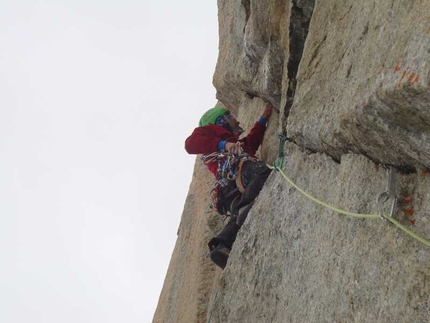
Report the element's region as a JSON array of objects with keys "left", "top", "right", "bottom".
[{"left": 0, "top": 1, "right": 218, "bottom": 322}]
